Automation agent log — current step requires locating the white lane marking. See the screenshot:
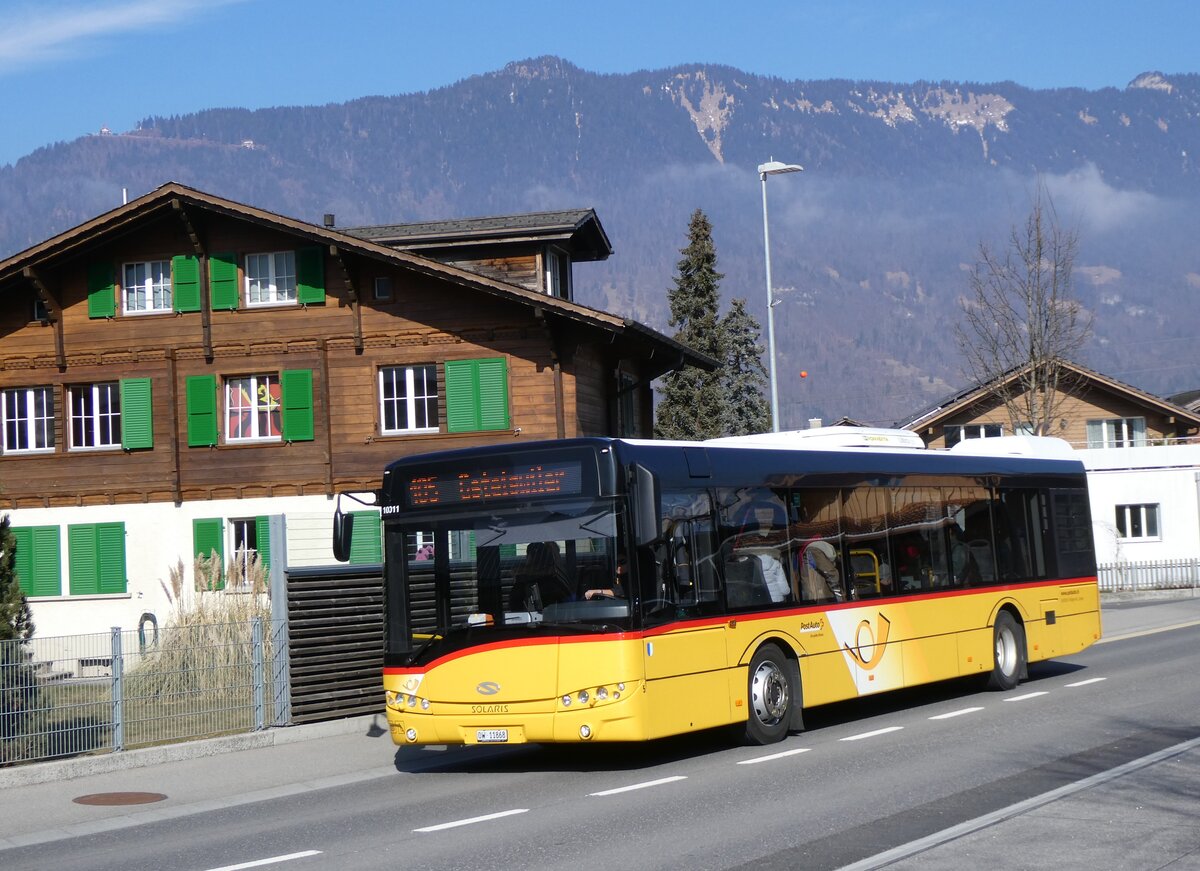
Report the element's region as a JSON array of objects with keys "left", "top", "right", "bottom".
[
  {"left": 589, "top": 775, "right": 688, "bottom": 796},
  {"left": 1066, "top": 677, "right": 1107, "bottom": 687},
  {"left": 738, "top": 748, "right": 811, "bottom": 765},
  {"left": 1003, "top": 691, "right": 1049, "bottom": 702},
  {"left": 928, "top": 706, "right": 985, "bottom": 720},
  {"left": 840, "top": 726, "right": 903, "bottom": 742},
  {"left": 839, "top": 734, "right": 1200, "bottom": 871},
  {"left": 205, "top": 851, "right": 322, "bottom": 871},
  {"left": 414, "top": 808, "right": 528, "bottom": 833}
]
